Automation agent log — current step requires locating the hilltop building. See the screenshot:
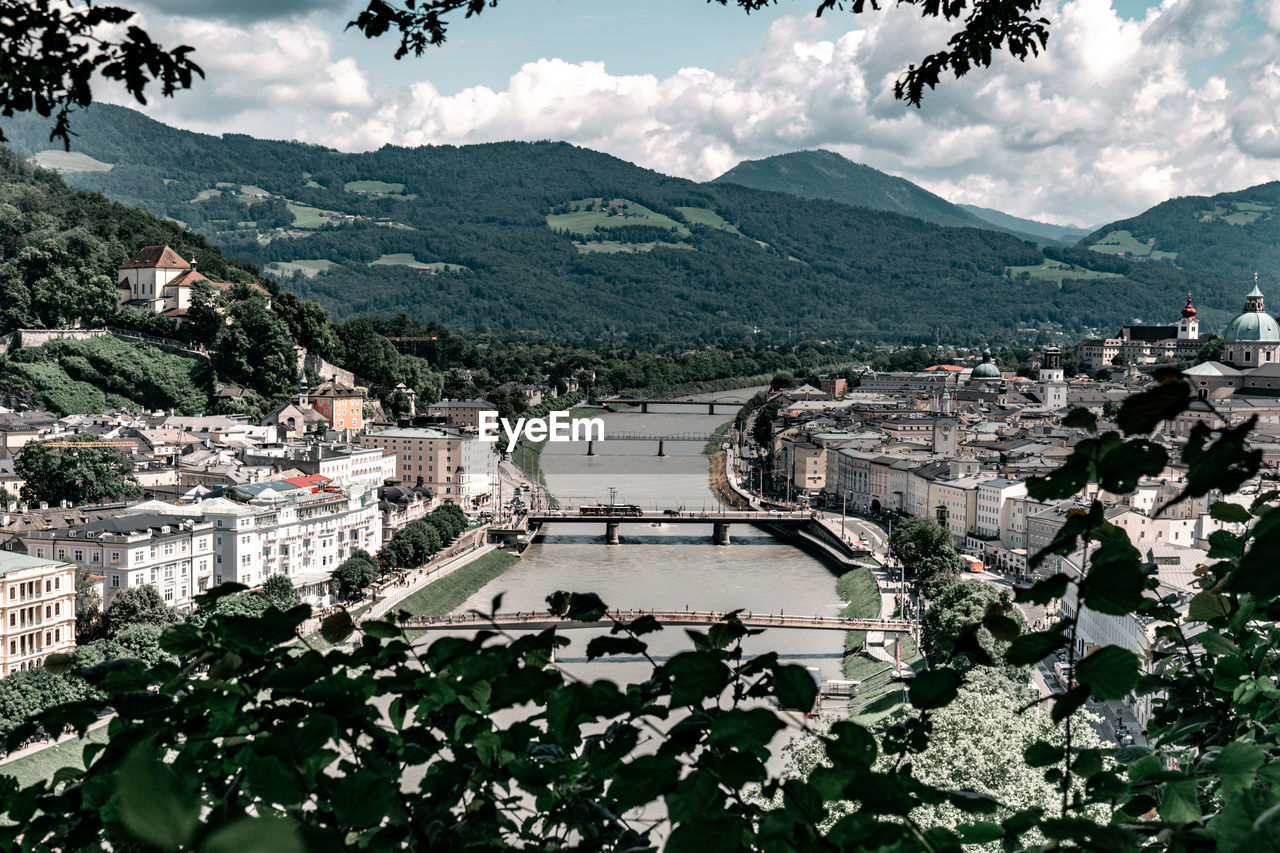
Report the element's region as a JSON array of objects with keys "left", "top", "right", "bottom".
[
  {"left": 116, "top": 245, "right": 268, "bottom": 319},
  {"left": 1182, "top": 280, "right": 1280, "bottom": 403},
  {"left": 1075, "top": 294, "right": 1209, "bottom": 370}
]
